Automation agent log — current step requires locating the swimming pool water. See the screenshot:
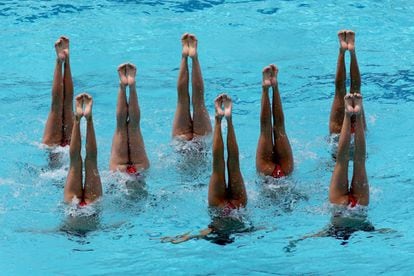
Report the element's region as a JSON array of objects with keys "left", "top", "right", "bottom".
[{"left": 1, "top": 0, "right": 414, "bottom": 274}]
